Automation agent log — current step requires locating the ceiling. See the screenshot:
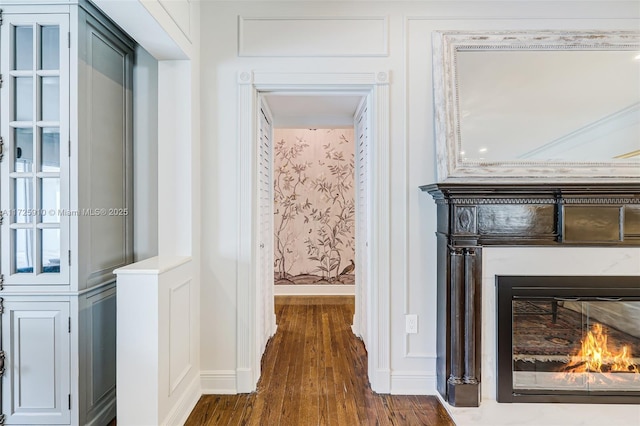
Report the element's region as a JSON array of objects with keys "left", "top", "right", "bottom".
[{"left": 263, "top": 94, "right": 364, "bottom": 128}]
